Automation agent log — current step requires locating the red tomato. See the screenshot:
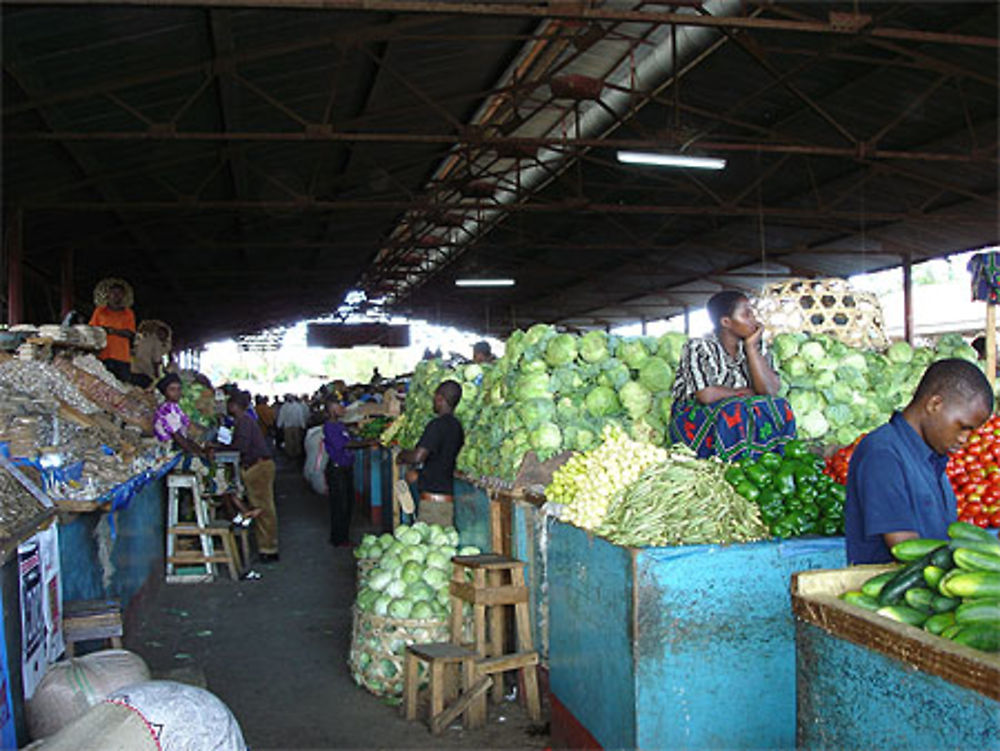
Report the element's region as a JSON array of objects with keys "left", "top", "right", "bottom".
[
  {"left": 959, "top": 513, "right": 975, "bottom": 524},
  {"left": 966, "top": 502, "right": 983, "bottom": 515},
  {"left": 974, "top": 514, "right": 991, "bottom": 528},
  {"left": 991, "top": 511, "right": 1000, "bottom": 528}
]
